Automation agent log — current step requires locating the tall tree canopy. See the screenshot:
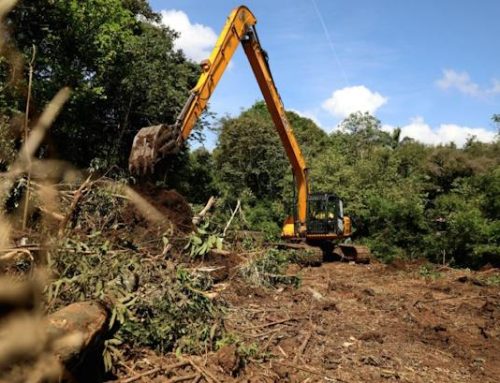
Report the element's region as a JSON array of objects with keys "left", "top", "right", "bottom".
[
  {"left": 3, "top": 0, "right": 199, "bottom": 167},
  {"left": 213, "top": 101, "right": 328, "bottom": 200},
  {"left": 212, "top": 105, "right": 500, "bottom": 267}
]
